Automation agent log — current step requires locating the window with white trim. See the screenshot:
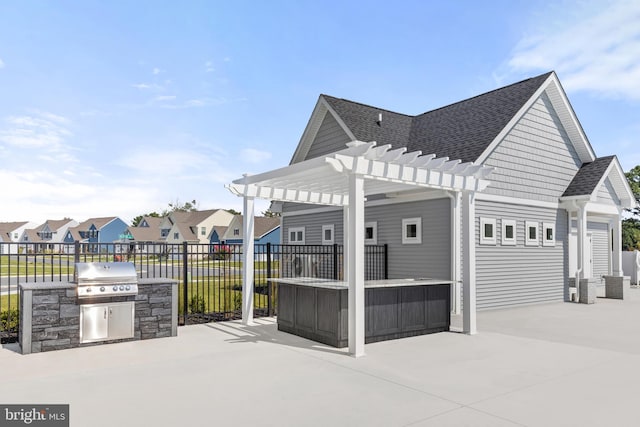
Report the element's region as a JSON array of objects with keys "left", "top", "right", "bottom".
[
  {"left": 201, "top": 227, "right": 206, "bottom": 236},
  {"left": 322, "top": 224, "right": 334, "bottom": 245},
  {"left": 402, "top": 217, "right": 422, "bottom": 244},
  {"left": 364, "top": 222, "right": 377, "bottom": 245},
  {"left": 525, "top": 221, "right": 539, "bottom": 246},
  {"left": 543, "top": 222, "right": 555, "bottom": 247},
  {"left": 480, "top": 217, "right": 496, "bottom": 245},
  {"left": 289, "top": 227, "right": 305, "bottom": 244},
  {"left": 501, "top": 219, "right": 516, "bottom": 246}
]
